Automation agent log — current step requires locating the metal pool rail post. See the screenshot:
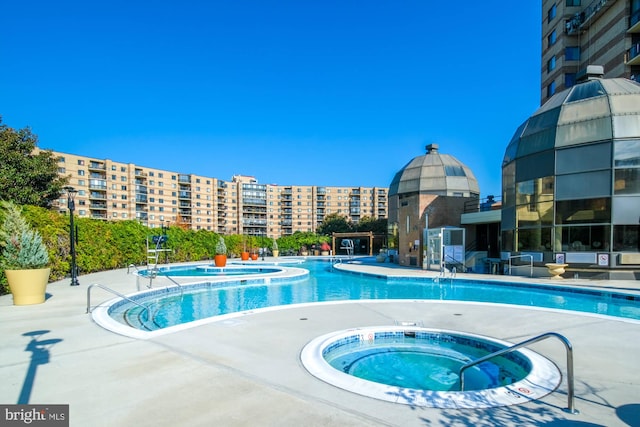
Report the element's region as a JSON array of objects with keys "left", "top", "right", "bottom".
[{"left": 459, "top": 332, "right": 577, "bottom": 414}]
